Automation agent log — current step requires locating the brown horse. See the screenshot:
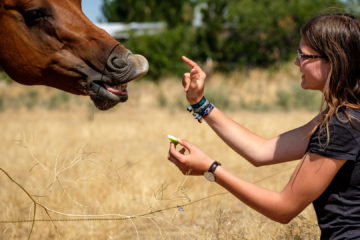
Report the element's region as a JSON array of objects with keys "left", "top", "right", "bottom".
[{"left": 0, "top": 0, "right": 149, "bottom": 110}]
